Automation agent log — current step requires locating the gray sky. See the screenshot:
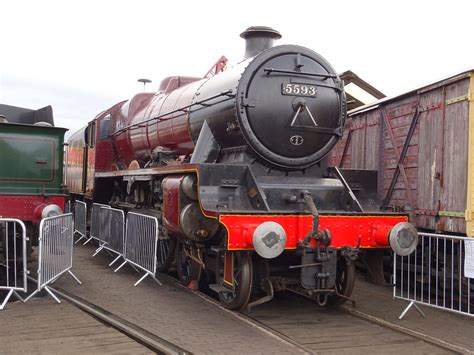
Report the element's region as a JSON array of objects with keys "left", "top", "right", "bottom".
[{"left": 1, "top": 0, "right": 473, "bottom": 137}]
